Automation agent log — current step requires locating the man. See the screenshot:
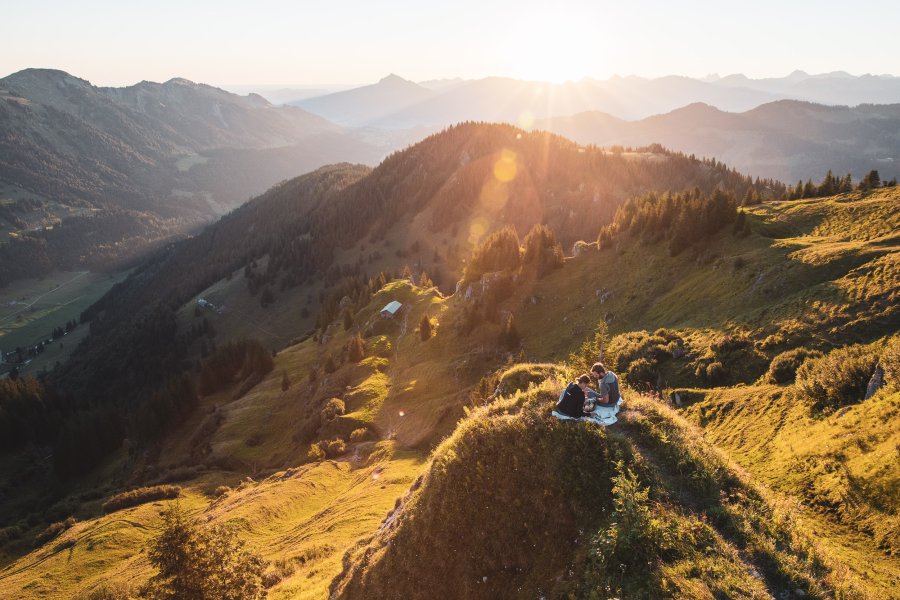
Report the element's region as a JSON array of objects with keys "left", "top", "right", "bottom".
[
  {"left": 589, "top": 362, "right": 621, "bottom": 413},
  {"left": 556, "top": 374, "right": 594, "bottom": 418}
]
